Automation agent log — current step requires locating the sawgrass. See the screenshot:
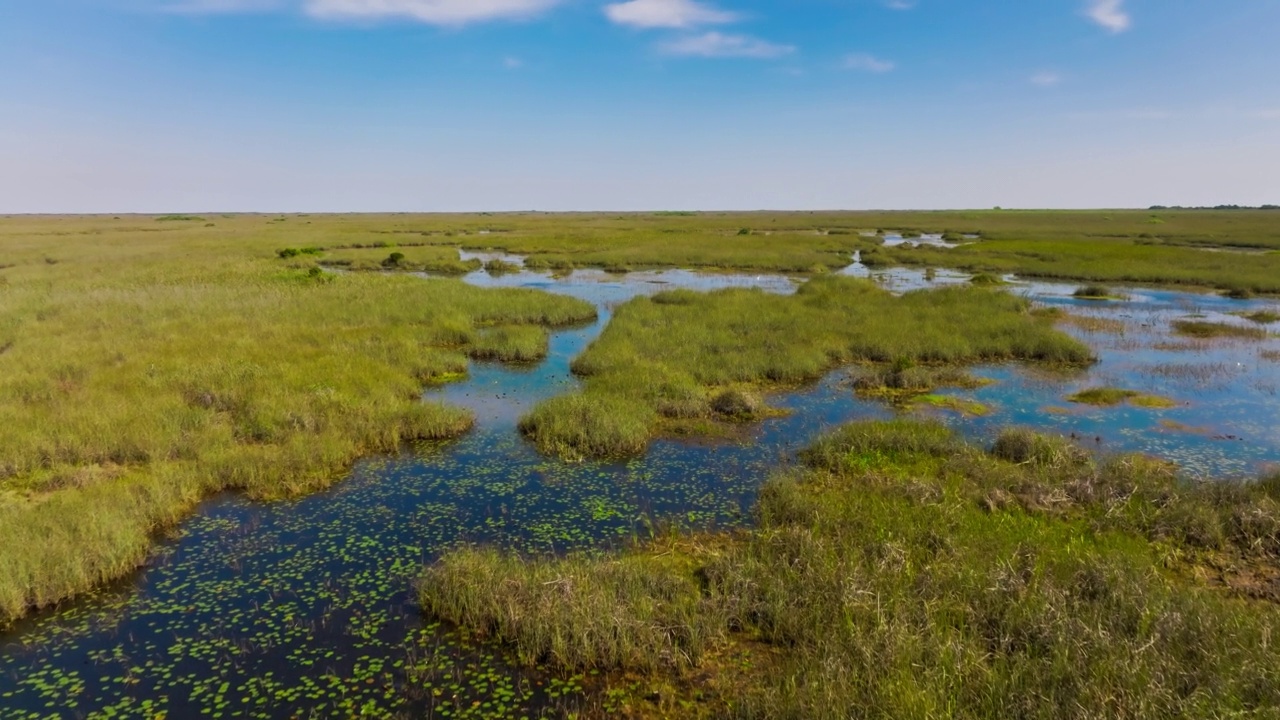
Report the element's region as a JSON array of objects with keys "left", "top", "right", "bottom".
[
  {"left": 0, "top": 218, "right": 595, "bottom": 624},
  {"left": 421, "top": 420, "right": 1280, "bottom": 718},
  {"left": 521, "top": 277, "right": 1092, "bottom": 459}
]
